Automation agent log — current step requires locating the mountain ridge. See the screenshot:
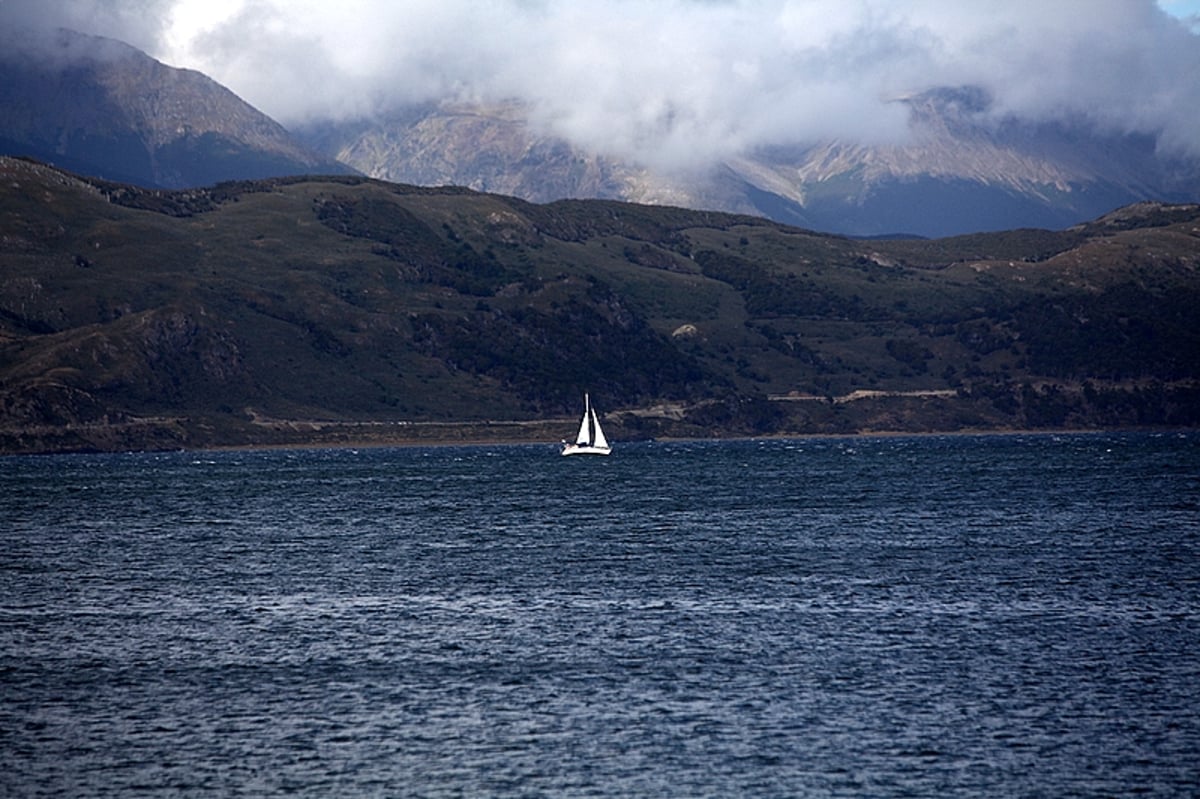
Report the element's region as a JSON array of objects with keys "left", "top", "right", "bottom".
[
  {"left": 2, "top": 156, "right": 1197, "bottom": 454},
  {"left": 0, "top": 28, "right": 352, "bottom": 189},
  {"left": 302, "top": 88, "right": 1200, "bottom": 238},
  {"left": 2, "top": 28, "right": 1195, "bottom": 238}
]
